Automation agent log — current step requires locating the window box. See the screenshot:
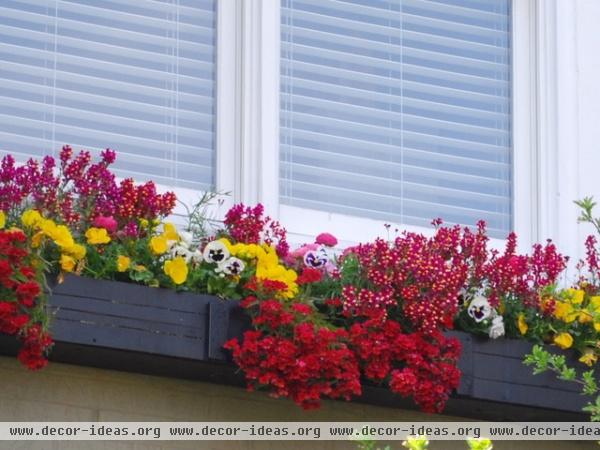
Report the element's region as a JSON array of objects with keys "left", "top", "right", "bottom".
[{"left": 0, "top": 276, "right": 588, "bottom": 421}]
